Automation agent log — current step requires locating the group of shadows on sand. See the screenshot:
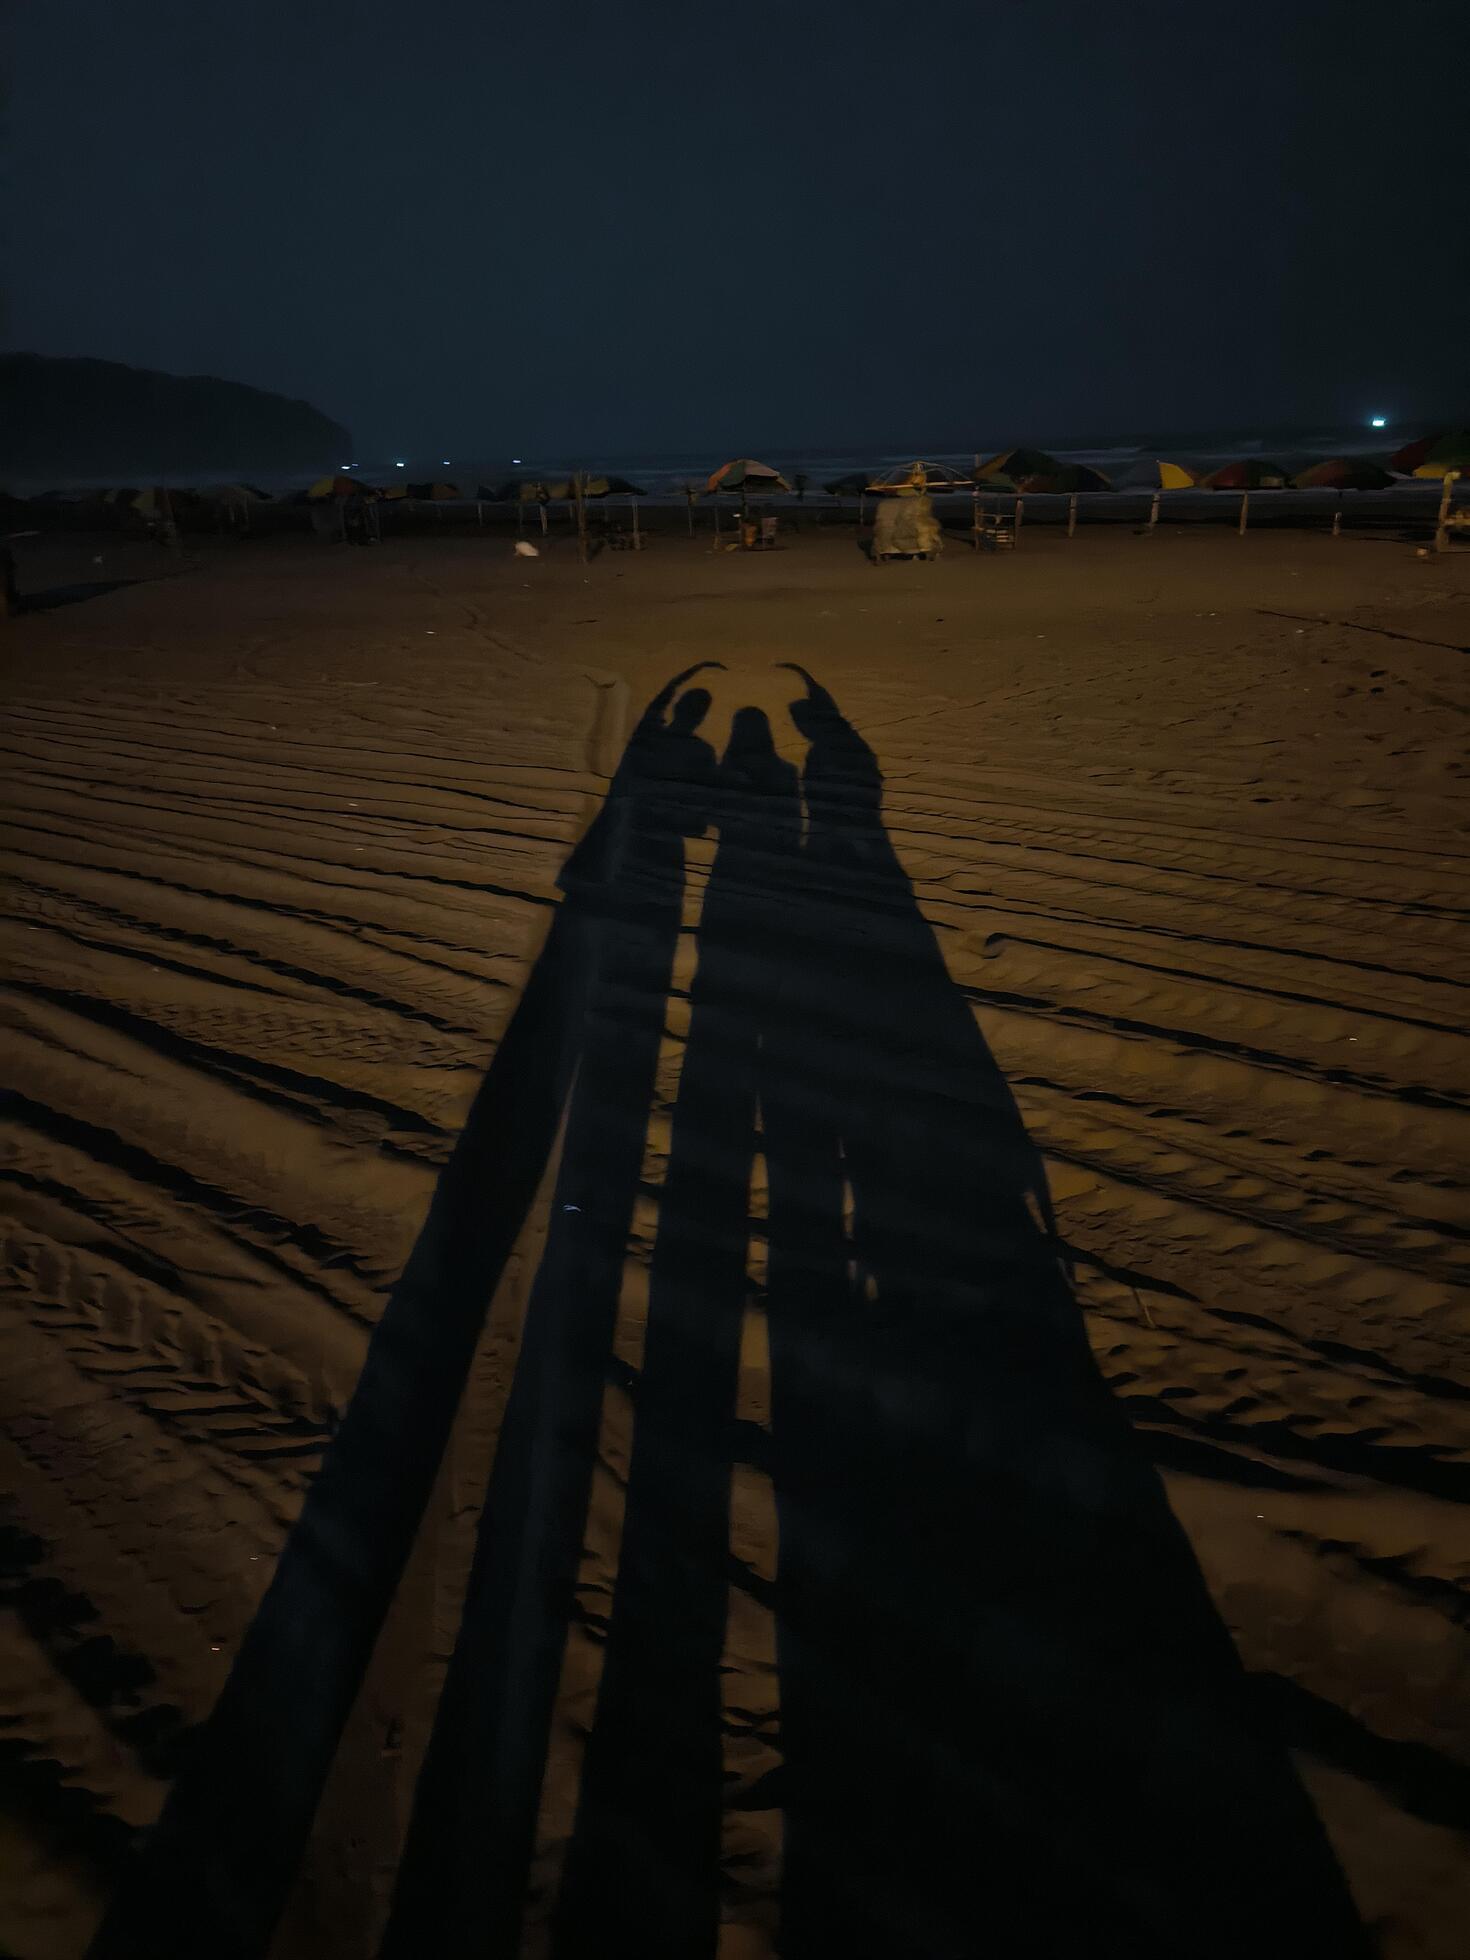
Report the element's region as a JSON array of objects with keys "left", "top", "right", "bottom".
[{"left": 89, "top": 668, "right": 1370, "bottom": 1959}]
